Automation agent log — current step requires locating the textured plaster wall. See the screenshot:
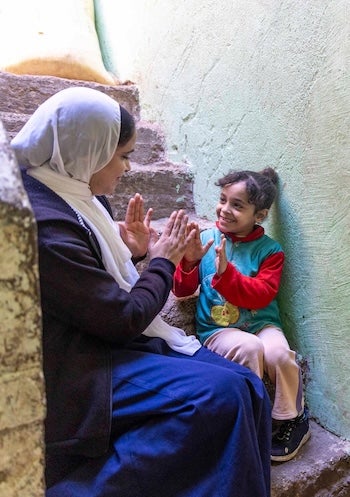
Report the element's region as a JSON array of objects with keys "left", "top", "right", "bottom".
[
  {"left": 96, "top": 1, "right": 350, "bottom": 438},
  {"left": 0, "top": 121, "right": 45, "bottom": 496}
]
